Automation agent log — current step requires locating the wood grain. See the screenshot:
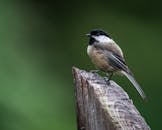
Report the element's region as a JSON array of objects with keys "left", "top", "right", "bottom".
[{"left": 72, "top": 67, "right": 150, "bottom": 130}]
